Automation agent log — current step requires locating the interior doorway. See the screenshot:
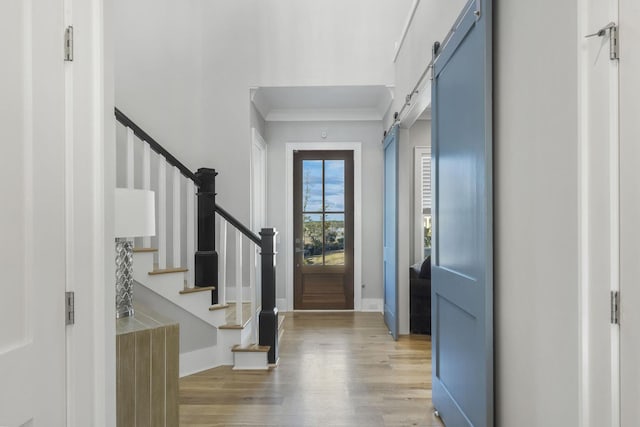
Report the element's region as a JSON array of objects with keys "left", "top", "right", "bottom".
[{"left": 293, "top": 150, "right": 354, "bottom": 309}]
